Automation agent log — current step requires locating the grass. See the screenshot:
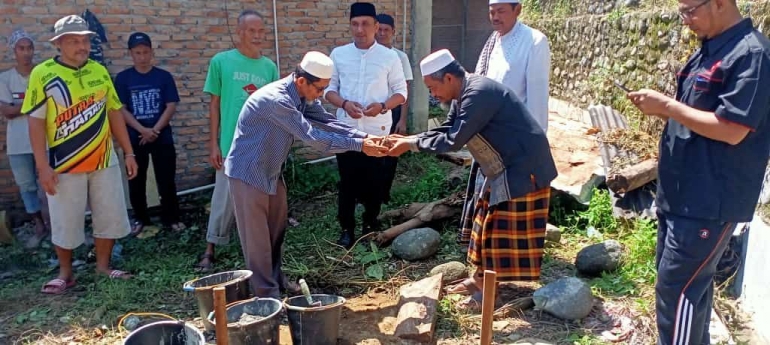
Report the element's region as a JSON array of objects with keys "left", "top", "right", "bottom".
[
  {"left": 551, "top": 188, "right": 658, "bottom": 318},
  {"left": 0, "top": 153, "right": 464, "bottom": 344},
  {"left": 1, "top": 152, "right": 668, "bottom": 344}
]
